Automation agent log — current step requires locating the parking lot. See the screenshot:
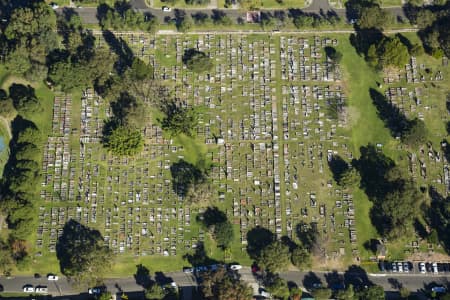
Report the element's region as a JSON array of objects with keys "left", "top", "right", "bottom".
[{"left": 380, "top": 261, "right": 450, "bottom": 275}]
